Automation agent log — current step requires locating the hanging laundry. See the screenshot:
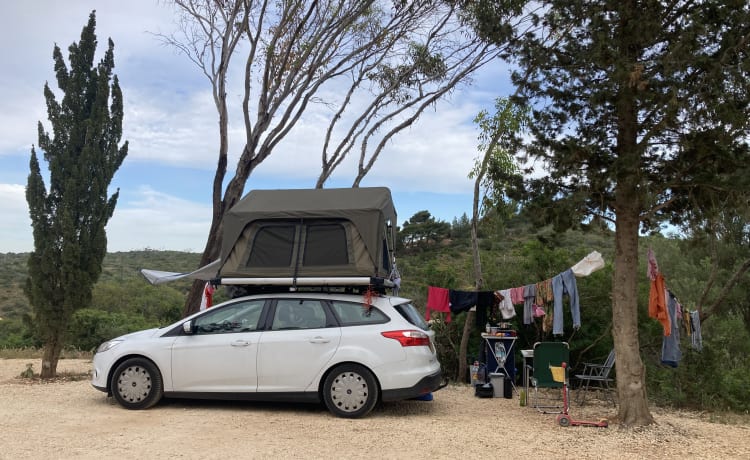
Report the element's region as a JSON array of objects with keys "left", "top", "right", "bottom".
[
  {"left": 647, "top": 247, "right": 659, "bottom": 281},
  {"left": 571, "top": 251, "right": 606, "bottom": 276},
  {"left": 683, "top": 307, "right": 692, "bottom": 337},
  {"left": 389, "top": 264, "right": 401, "bottom": 296},
  {"left": 551, "top": 268, "right": 581, "bottom": 335},
  {"left": 661, "top": 293, "right": 682, "bottom": 367},
  {"left": 199, "top": 282, "right": 215, "bottom": 311},
  {"left": 536, "top": 278, "right": 553, "bottom": 305},
  {"left": 475, "top": 291, "right": 496, "bottom": 328},
  {"left": 523, "top": 284, "right": 537, "bottom": 325},
  {"left": 648, "top": 272, "right": 670, "bottom": 336},
  {"left": 543, "top": 307, "right": 553, "bottom": 332},
  {"left": 495, "top": 289, "right": 516, "bottom": 319},
  {"left": 425, "top": 286, "right": 451, "bottom": 322},
  {"left": 690, "top": 310, "right": 703, "bottom": 351},
  {"left": 510, "top": 286, "right": 525, "bottom": 305},
  {"left": 449, "top": 290, "right": 479, "bottom": 314}
]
